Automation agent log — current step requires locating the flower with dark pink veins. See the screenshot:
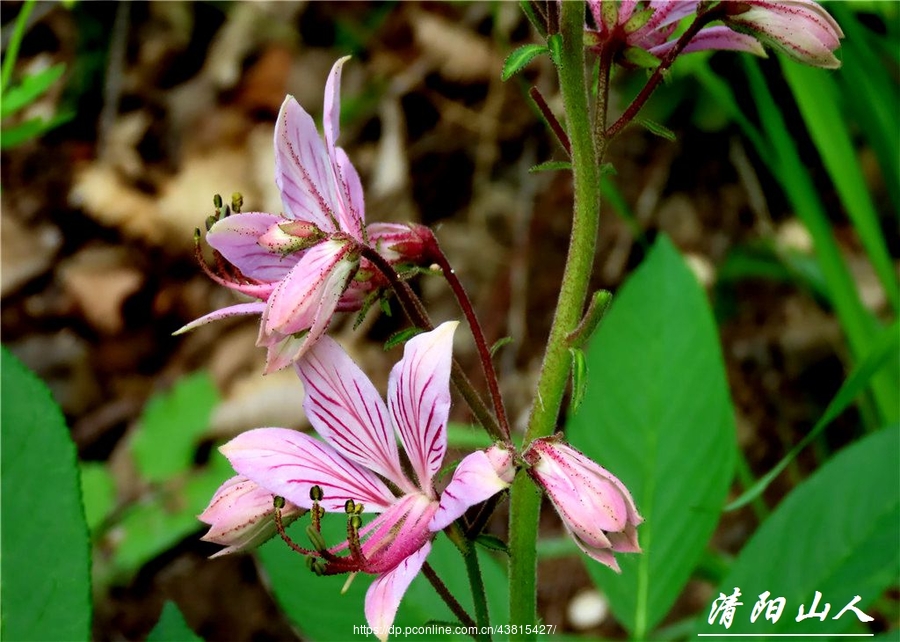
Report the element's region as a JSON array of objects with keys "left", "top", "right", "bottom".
[
  {"left": 585, "top": 1, "right": 842, "bottom": 70},
  {"left": 718, "top": 0, "right": 844, "bottom": 69},
  {"left": 586, "top": 0, "right": 765, "bottom": 66},
  {"left": 523, "top": 435, "right": 642, "bottom": 572},
  {"left": 205, "top": 322, "right": 516, "bottom": 638},
  {"left": 199, "top": 475, "right": 305, "bottom": 558},
  {"left": 176, "top": 57, "right": 430, "bottom": 372}
]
